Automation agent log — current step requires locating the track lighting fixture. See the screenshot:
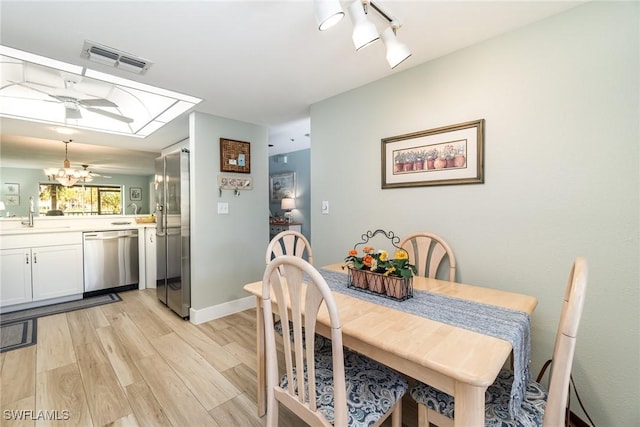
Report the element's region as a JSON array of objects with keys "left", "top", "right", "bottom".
[
  {"left": 318, "top": 0, "right": 411, "bottom": 69},
  {"left": 314, "top": 0, "right": 345, "bottom": 31}
]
